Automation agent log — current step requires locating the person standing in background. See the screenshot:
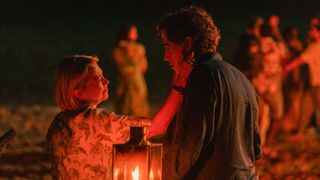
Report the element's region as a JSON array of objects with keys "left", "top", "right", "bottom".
[
  {"left": 251, "top": 23, "right": 285, "bottom": 153},
  {"left": 231, "top": 16, "right": 264, "bottom": 78},
  {"left": 112, "top": 25, "right": 151, "bottom": 117},
  {"left": 281, "top": 25, "right": 304, "bottom": 133},
  {"left": 284, "top": 24, "right": 320, "bottom": 141}
]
